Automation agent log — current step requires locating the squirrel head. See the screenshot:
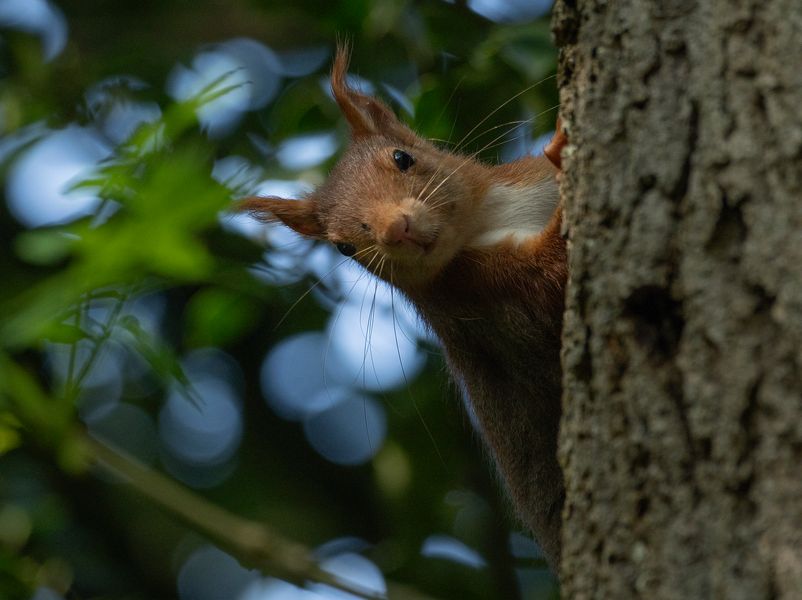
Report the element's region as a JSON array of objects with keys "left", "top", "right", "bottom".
[{"left": 241, "top": 45, "right": 489, "bottom": 288}]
